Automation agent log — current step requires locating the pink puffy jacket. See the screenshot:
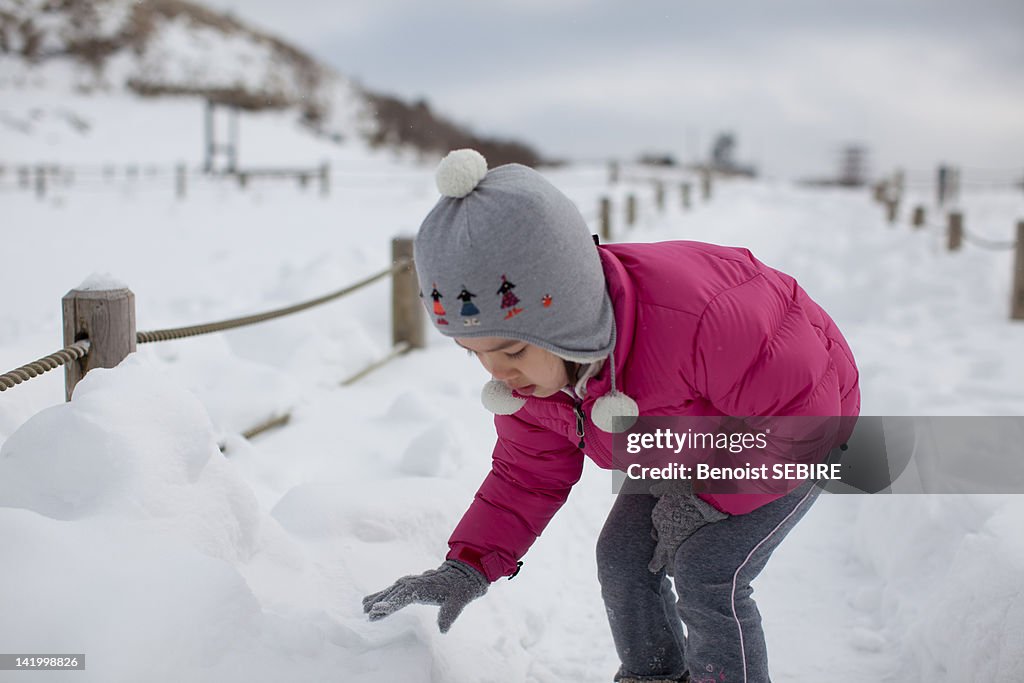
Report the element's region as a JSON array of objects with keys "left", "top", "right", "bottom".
[{"left": 447, "top": 241, "right": 861, "bottom": 582}]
